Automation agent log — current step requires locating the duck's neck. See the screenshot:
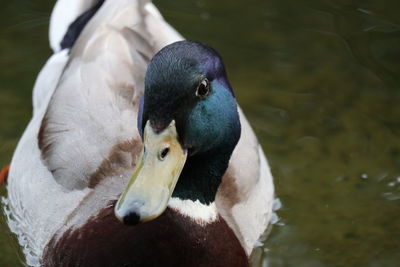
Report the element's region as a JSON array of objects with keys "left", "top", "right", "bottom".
[{"left": 172, "top": 147, "right": 232, "bottom": 205}]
